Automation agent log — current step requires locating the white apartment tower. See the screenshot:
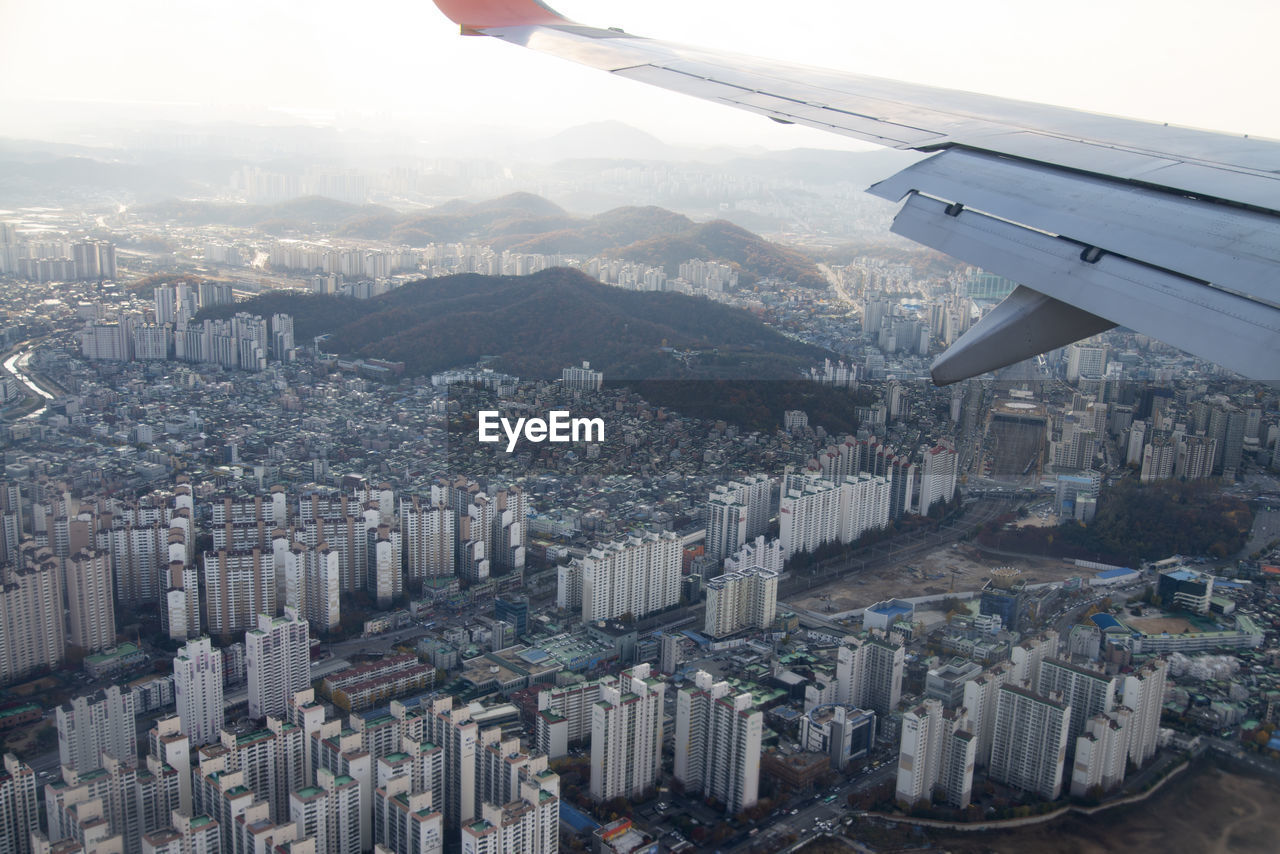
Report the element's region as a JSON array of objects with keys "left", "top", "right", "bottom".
[
  {"left": 674, "top": 671, "right": 762, "bottom": 815},
  {"left": 780, "top": 471, "right": 890, "bottom": 559},
  {"left": 57, "top": 687, "right": 138, "bottom": 773},
  {"left": 65, "top": 548, "right": 117, "bottom": 654},
  {"left": 580, "top": 531, "right": 681, "bottom": 623},
  {"left": 961, "top": 662, "right": 1013, "bottom": 767},
  {"left": 174, "top": 637, "right": 225, "bottom": 747},
  {"left": 1066, "top": 343, "right": 1107, "bottom": 383},
  {"left": 0, "top": 754, "right": 39, "bottom": 854},
  {"left": 1037, "top": 658, "right": 1117, "bottom": 743},
  {"left": 1121, "top": 658, "right": 1167, "bottom": 768},
  {"left": 1070, "top": 708, "right": 1132, "bottom": 798},
  {"left": 424, "top": 697, "right": 478, "bottom": 830},
  {"left": 779, "top": 473, "right": 841, "bottom": 560},
  {"left": 590, "top": 664, "right": 665, "bottom": 802},
  {"left": 0, "top": 546, "right": 65, "bottom": 684},
  {"left": 373, "top": 775, "right": 444, "bottom": 854},
  {"left": 919, "top": 442, "right": 958, "bottom": 515},
  {"left": 836, "top": 635, "right": 905, "bottom": 717},
  {"left": 704, "top": 565, "right": 778, "bottom": 638},
  {"left": 459, "top": 779, "right": 558, "bottom": 854},
  {"left": 705, "top": 475, "right": 772, "bottom": 563},
  {"left": 402, "top": 497, "right": 455, "bottom": 583},
  {"left": 704, "top": 495, "right": 747, "bottom": 566},
  {"left": 561, "top": 360, "right": 603, "bottom": 391},
  {"left": 202, "top": 549, "right": 275, "bottom": 637},
  {"left": 247, "top": 608, "right": 311, "bottom": 720},
  {"left": 284, "top": 542, "right": 341, "bottom": 633},
  {"left": 988, "top": 685, "right": 1071, "bottom": 800},
  {"left": 895, "top": 700, "right": 976, "bottom": 809}
]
